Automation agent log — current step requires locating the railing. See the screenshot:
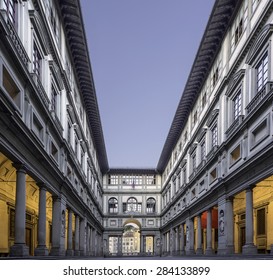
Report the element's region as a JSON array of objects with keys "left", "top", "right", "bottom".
[
  {"left": 31, "top": 73, "right": 50, "bottom": 108},
  {"left": 0, "top": 10, "right": 30, "bottom": 67},
  {"left": 246, "top": 82, "right": 273, "bottom": 114}
]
